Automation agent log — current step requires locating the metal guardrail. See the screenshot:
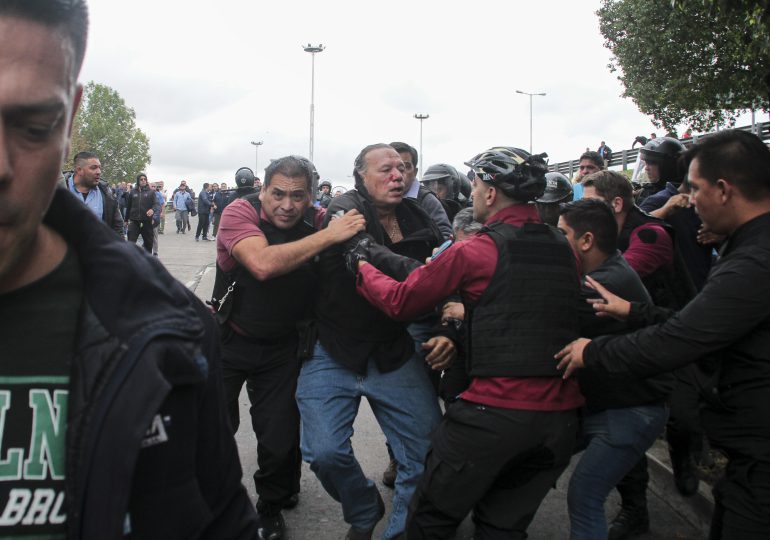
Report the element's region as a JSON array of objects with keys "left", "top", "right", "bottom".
[{"left": 549, "top": 121, "right": 770, "bottom": 177}]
